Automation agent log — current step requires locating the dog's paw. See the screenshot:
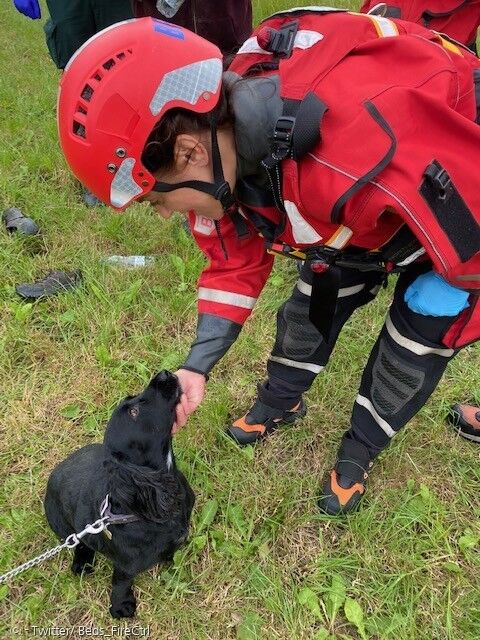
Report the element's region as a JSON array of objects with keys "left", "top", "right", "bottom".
[
  {"left": 71, "top": 560, "right": 95, "bottom": 576},
  {"left": 109, "top": 596, "right": 137, "bottom": 619}
]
